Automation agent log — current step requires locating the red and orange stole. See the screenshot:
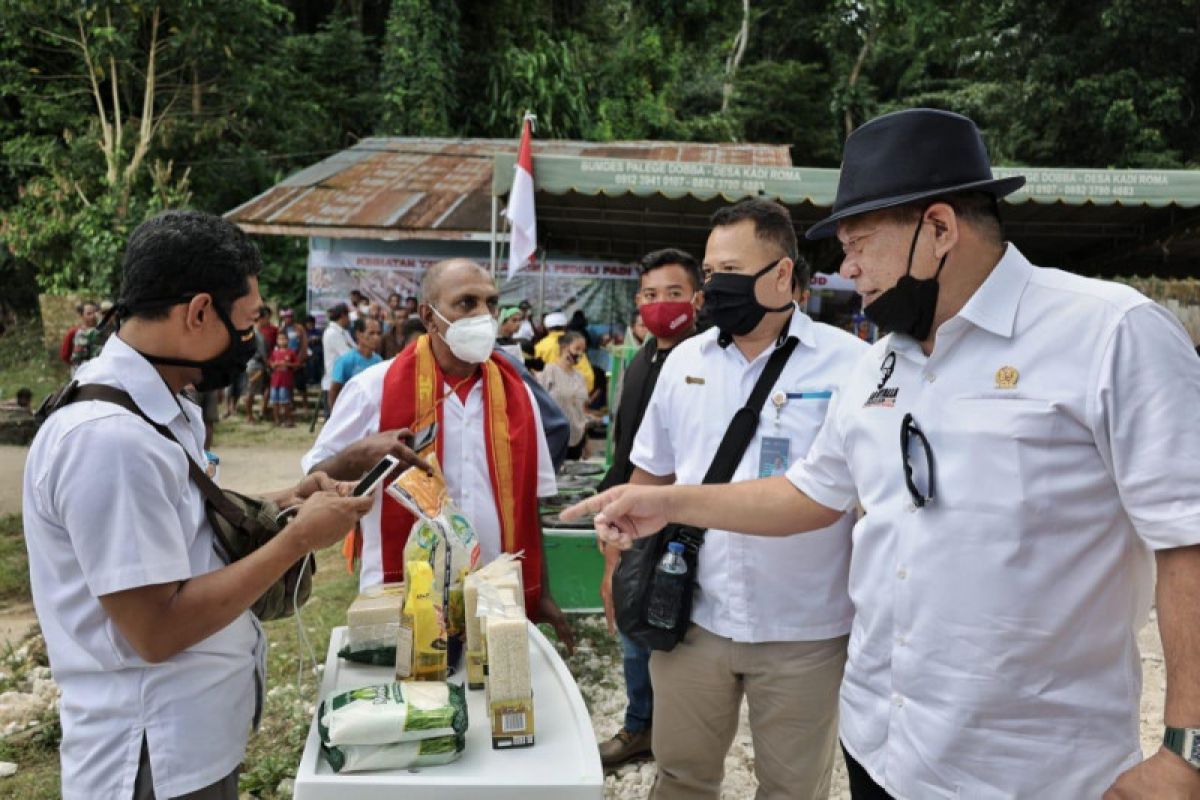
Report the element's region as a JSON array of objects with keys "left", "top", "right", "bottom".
[{"left": 379, "top": 335, "right": 543, "bottom": 613}]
